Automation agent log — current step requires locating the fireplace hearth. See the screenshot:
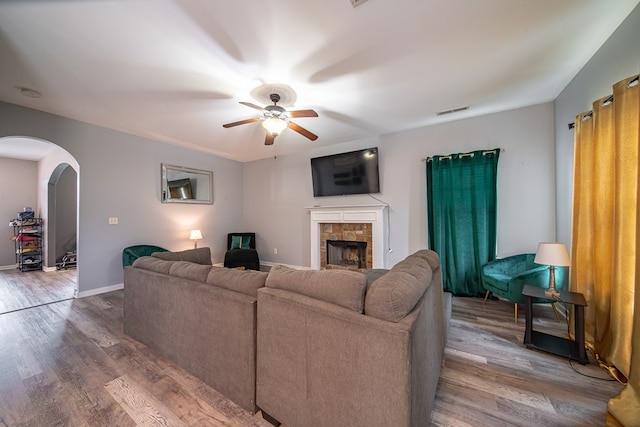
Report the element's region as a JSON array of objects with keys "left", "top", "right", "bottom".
[{"left": 326, "top": 240, "right": 367, "bottom": 269}]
